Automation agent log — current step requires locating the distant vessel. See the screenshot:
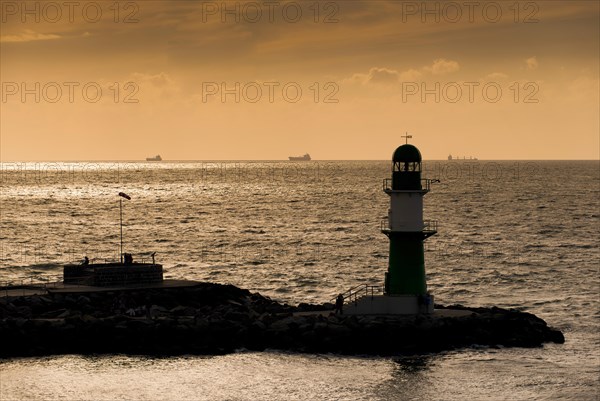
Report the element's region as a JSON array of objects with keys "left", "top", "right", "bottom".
[
  {"left": 448, "top": 154, "right": 478, "bottom": 161},
  {"left": 289, "top": 153, "right": 311, "bottom": 161},
  {"left": 146, "top": 155, "right": 162, "bottom": 161}
]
